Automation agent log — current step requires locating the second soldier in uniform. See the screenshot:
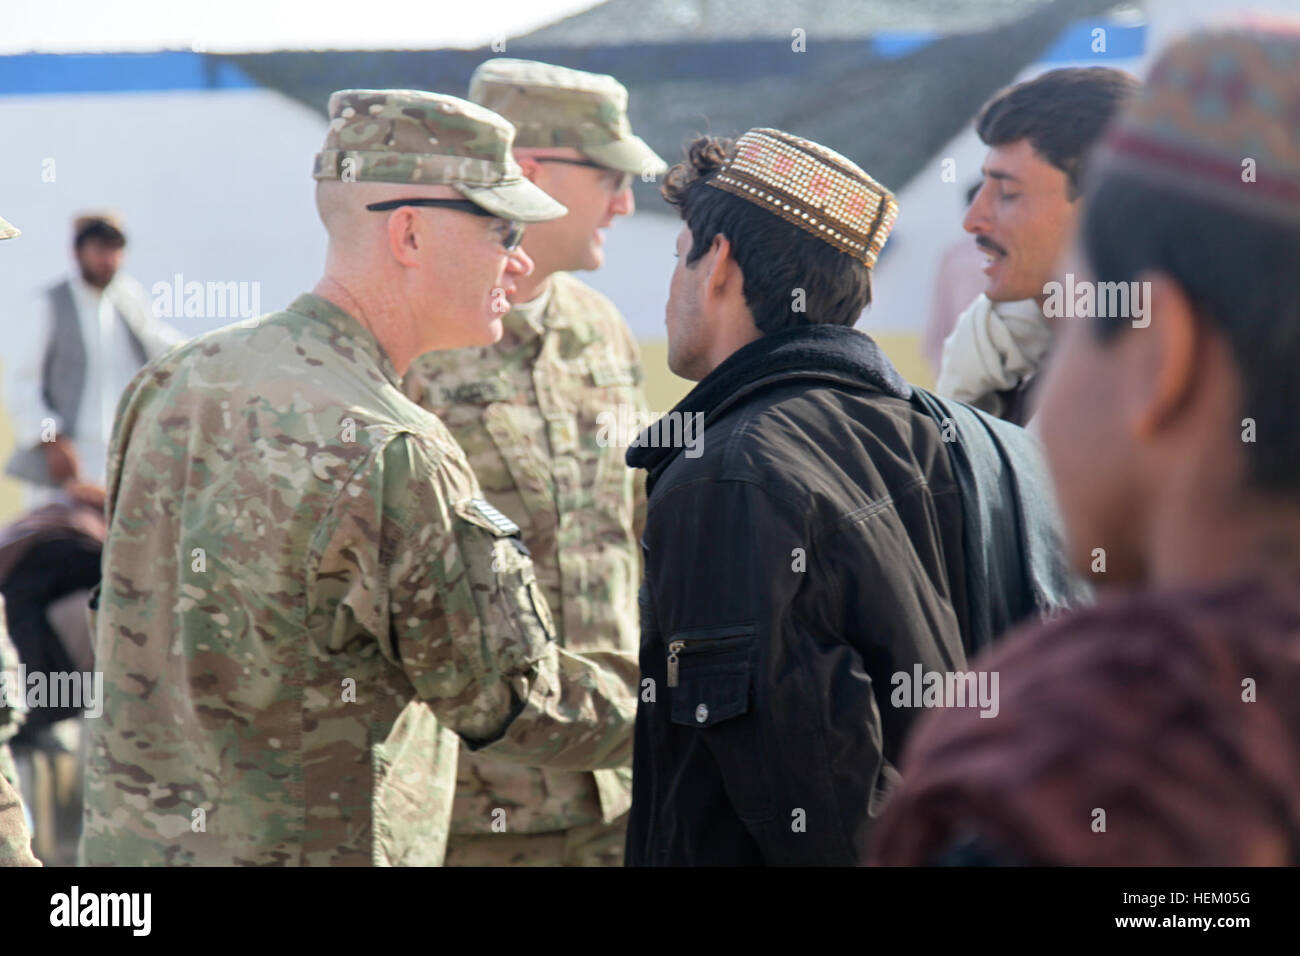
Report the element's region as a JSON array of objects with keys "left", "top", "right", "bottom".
[{"left": 404, "top": 60, "right": 666, "bottom": 866}]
